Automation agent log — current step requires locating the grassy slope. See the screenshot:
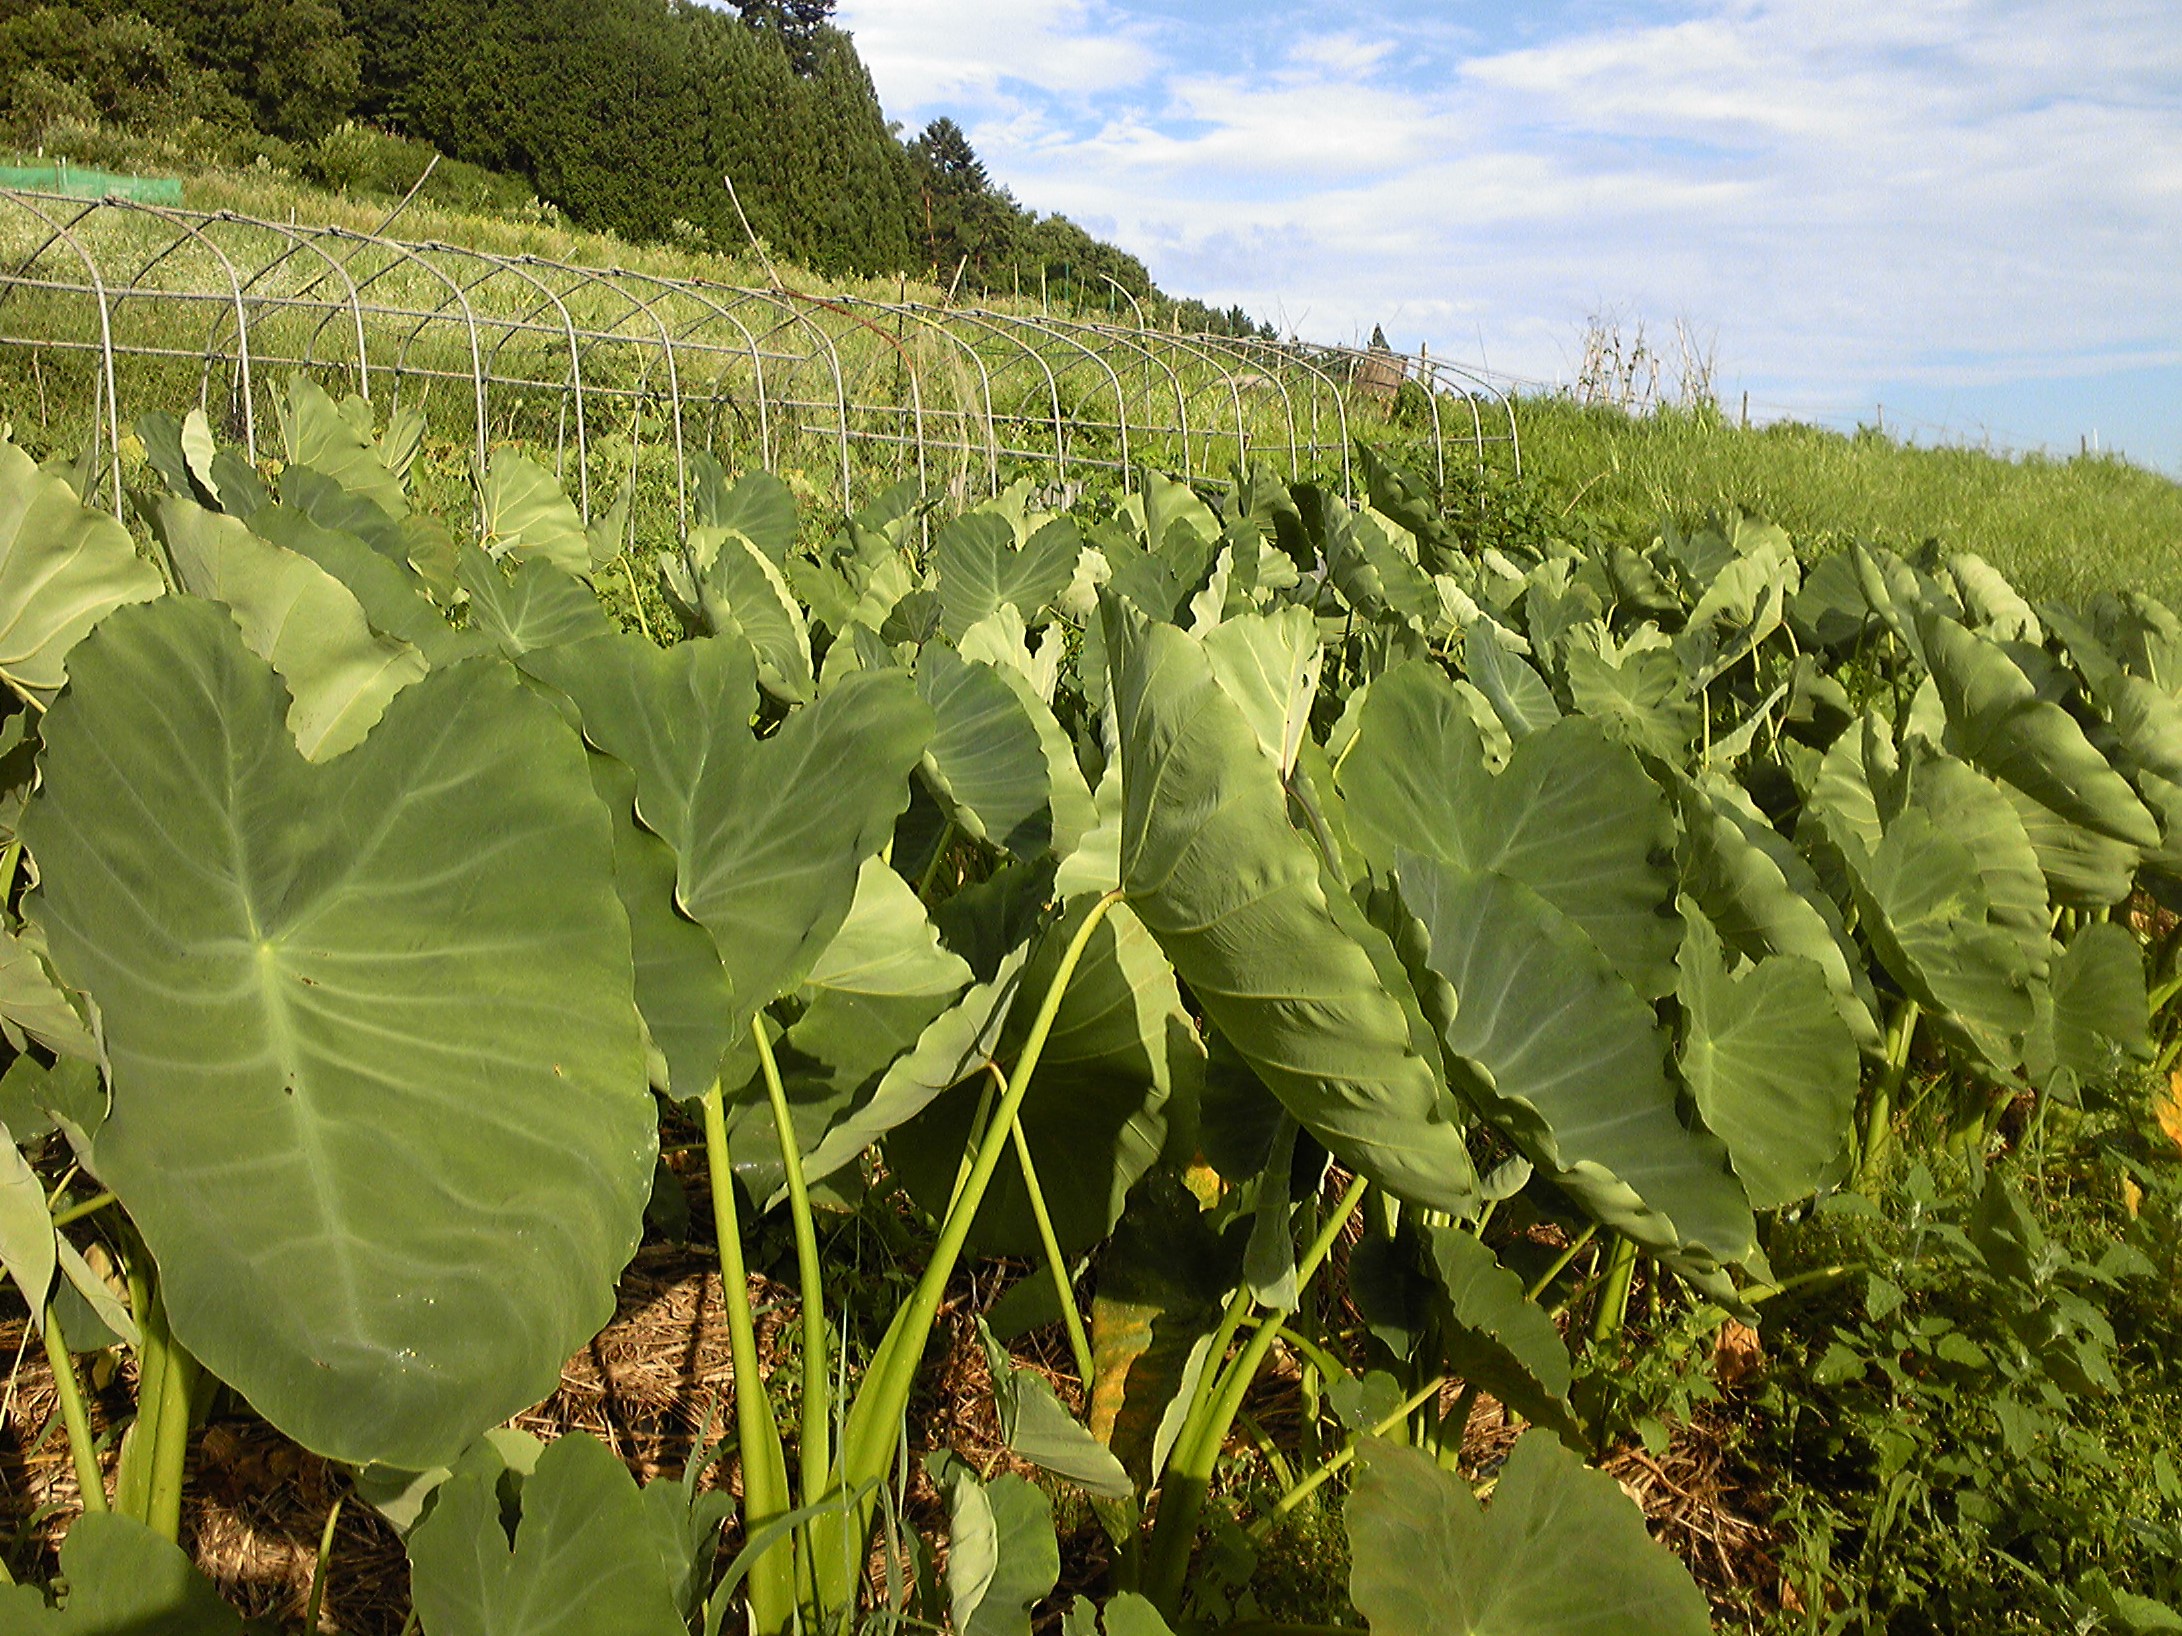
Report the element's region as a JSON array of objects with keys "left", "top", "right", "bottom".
[{"left": 1506, "top": 397, "right": 2182, "bottom": 606}]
